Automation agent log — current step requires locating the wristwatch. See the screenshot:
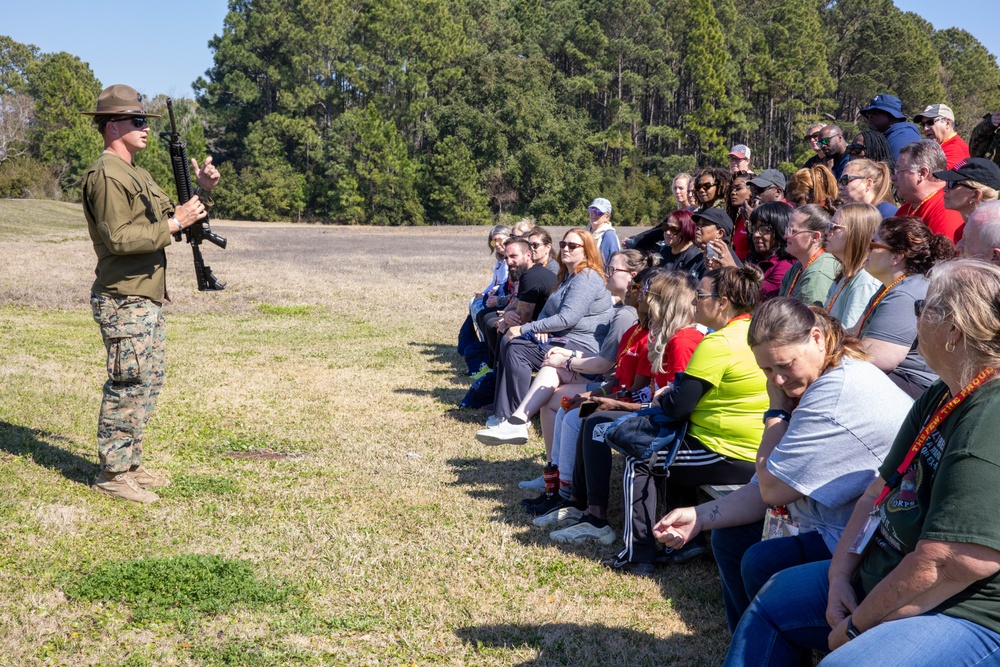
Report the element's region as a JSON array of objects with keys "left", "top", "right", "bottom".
[
  {"left": 762, "top": 408, "right": 792, "bottom": 423},
  {"left": 846, "top": 616, "right": 862, "bottom": 640}
]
